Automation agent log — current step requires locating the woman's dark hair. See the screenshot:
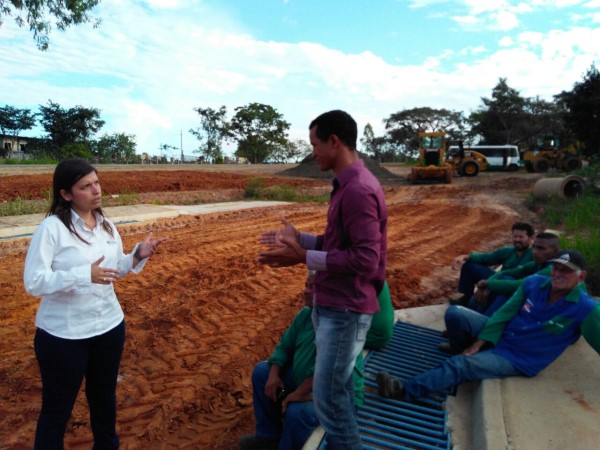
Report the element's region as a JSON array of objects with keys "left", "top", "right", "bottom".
[{"left": 49, "top": 158, "right": 113, "bottom": 243}]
